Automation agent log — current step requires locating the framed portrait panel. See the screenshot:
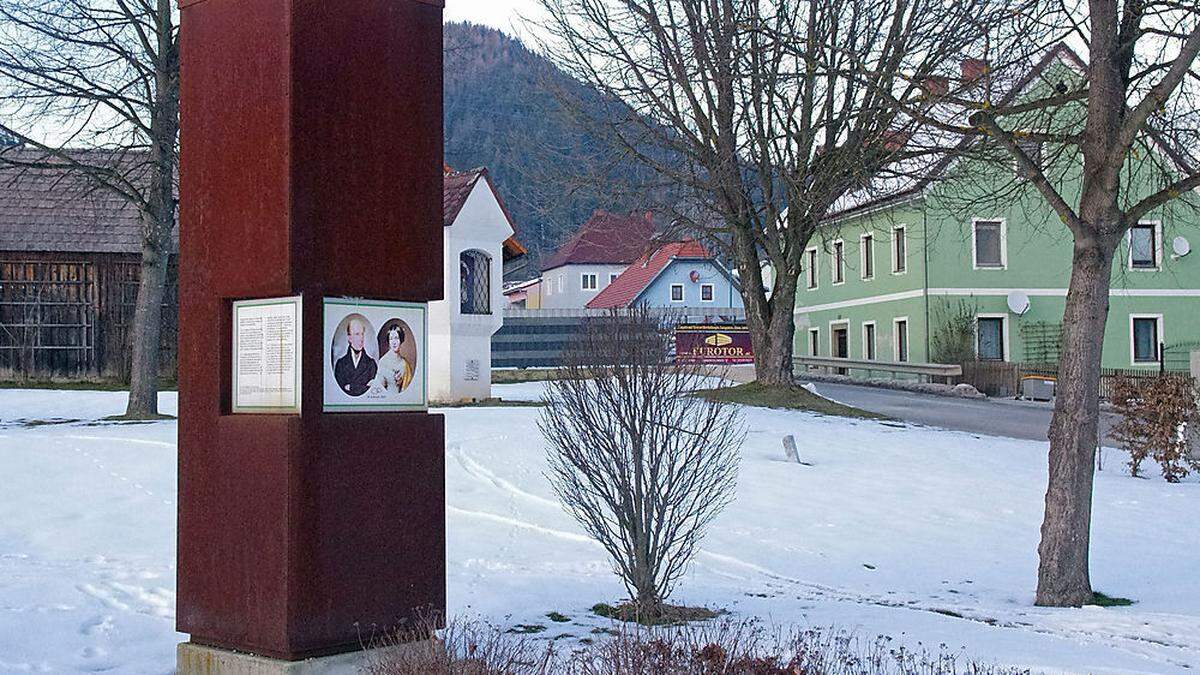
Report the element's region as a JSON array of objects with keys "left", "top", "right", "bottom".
[{"left": 323, "top": 298, "right": 427, "bottom": 412}]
